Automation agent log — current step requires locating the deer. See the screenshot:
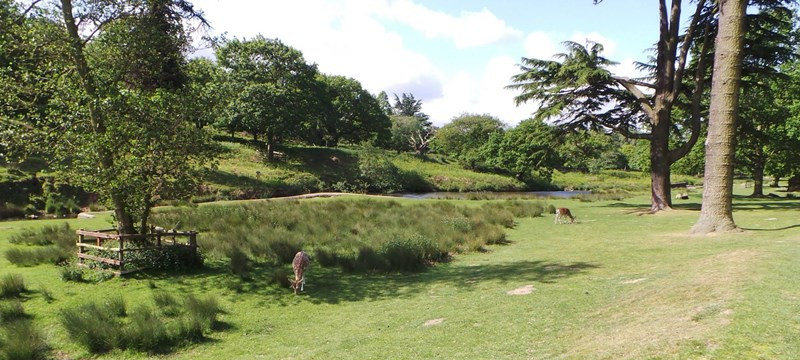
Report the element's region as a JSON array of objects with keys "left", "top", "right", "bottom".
[
  {"left": 554, "top": 207, "right": 576, "bottom": 224},
  {"left": 291, "top": 251, "right": 310, "bottom": 294}
]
